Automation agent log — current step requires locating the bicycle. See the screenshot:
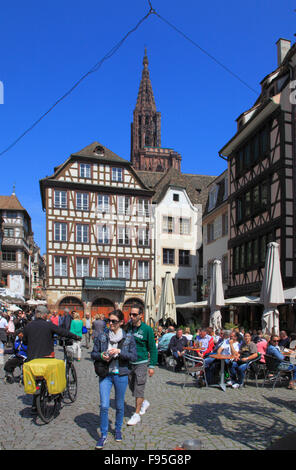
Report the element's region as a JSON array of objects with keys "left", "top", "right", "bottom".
[{"left": 34, "top": 337, "right": 78, "bottom": 424}]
